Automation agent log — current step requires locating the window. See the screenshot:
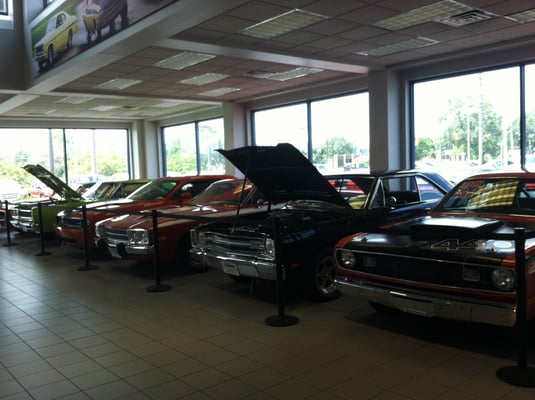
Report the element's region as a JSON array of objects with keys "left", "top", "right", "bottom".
[
  {"left": 525, "top": 63, "right": 535, "bottom": 170},
  {"left": 413, "top": 67, "right": 522, "bottom": 183},
  {"left": 0, "top": 0, "right": 7, "bottom": 15},
  {"left": 198, "top": 118, "right": 225, "bottom": 174},
  {"left": 0, "top": 128, "right": 129, "bottom": 194},
  {"left": 252, "top": 92, "right": 369, "bottom": 172},
  {"left": 0, "top": 0, "right": 13, "bottom": 29}
]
